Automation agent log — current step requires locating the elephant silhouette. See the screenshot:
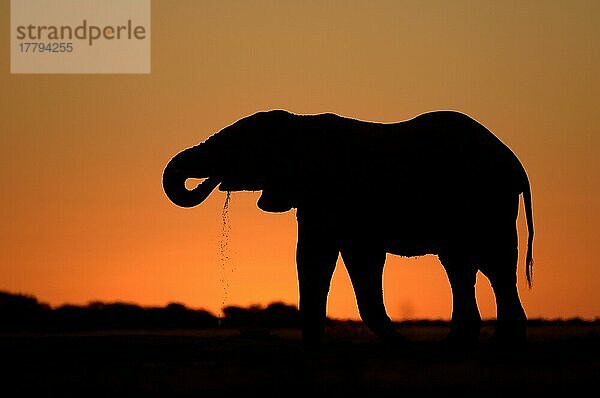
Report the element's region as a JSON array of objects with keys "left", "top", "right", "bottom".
[{"left": 163, "top": 110, "right": 534, "bottom": 347}]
